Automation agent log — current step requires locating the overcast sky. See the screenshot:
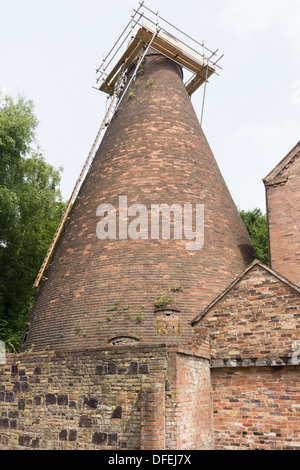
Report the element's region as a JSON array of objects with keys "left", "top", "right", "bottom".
[{"left": 1, "top": 0, "right": 299, "bottom": 212}]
